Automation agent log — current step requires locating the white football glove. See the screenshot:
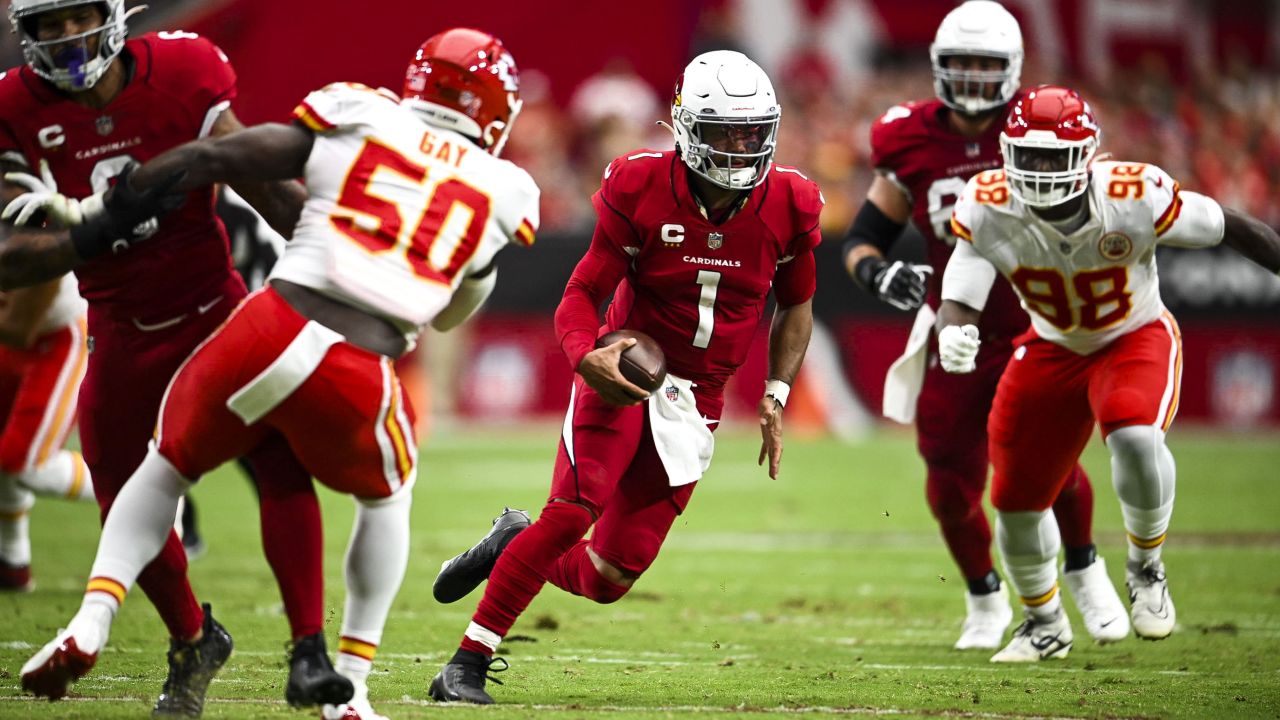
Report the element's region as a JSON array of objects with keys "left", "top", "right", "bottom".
[
  {"left": 938, "top": 324, "right": 980, "bottom": 374},
  {"left": 2, "top": 159, "right": 103, "bottom": 228}
]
